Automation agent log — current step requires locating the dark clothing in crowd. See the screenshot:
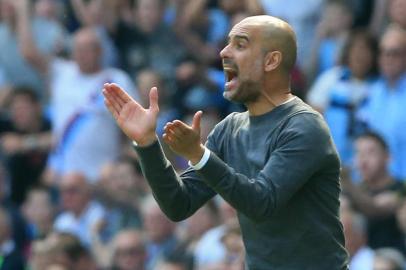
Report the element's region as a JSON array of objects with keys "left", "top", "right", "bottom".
[{"left": 0, "top": 116, "right": 51, "bottom": 205}]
